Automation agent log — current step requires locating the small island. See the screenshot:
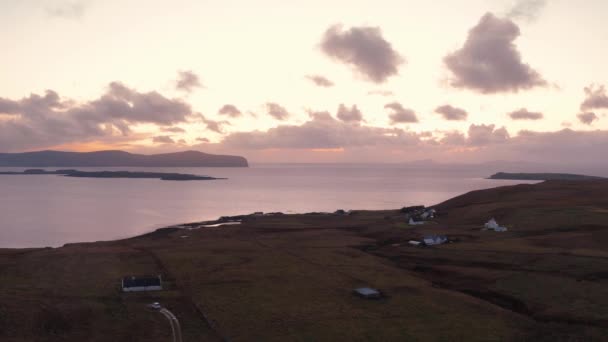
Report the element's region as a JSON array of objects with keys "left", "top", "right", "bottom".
[
  {"left": 488, "top": 172, "right": 605, "bottom": 181},
  {"left": 0, "top": 169, "right": 224, "bottom": 181}
]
